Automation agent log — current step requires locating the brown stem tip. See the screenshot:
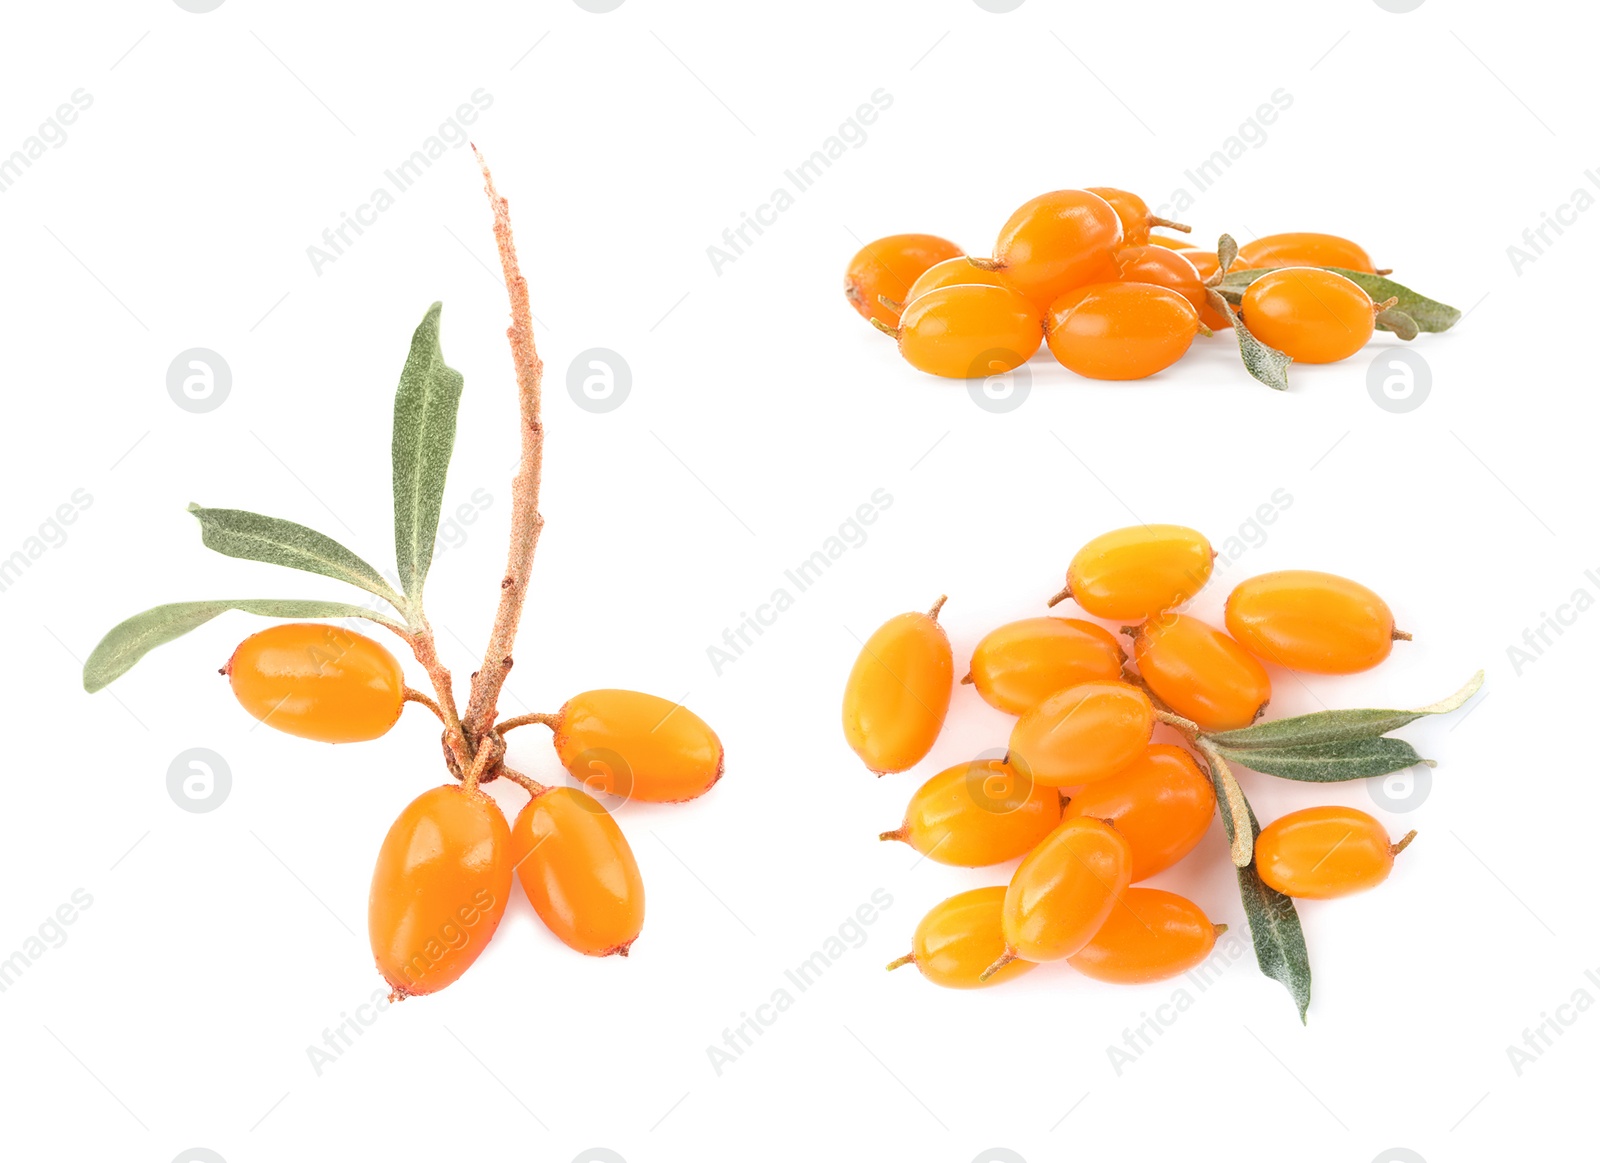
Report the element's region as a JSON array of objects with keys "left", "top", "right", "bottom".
[
  {"left": 1391, "top": 829, "right": 1418, "bottom": 857},
  {"left": 1392, "top": 628, "right": 1413, "bottom": 641},
  {"left": 879, "top": 827, "right": 908, "bottom": 844},
  {"left": 1372, "top": 296, "right": 1400, "bottom": 314},
  {"left": 877, "top": 293, "right": 903, "bottom": 314},
  {"left": 1046, "top": 583, "right": 1073, "bottom": 608},
  {"left": 1149, "top": 215, "right": 1191, "bottom": 234},
  {"left": 928, "top": 594, "right": 948, "bottom": 621},
  {"left": 977, "top": 949, "right": 1017, "bottom": 983},
  {"left": 870, "top": 316, "right": 901, "bottom": 338},
  {"left": 1375, "top": 267, "right": 1394, "bottom": 276},
  {"left": 960, "top": 672, "right": 974, "bottom": 685},
  {"left": 967, "top": 256, "right": 1004, "bottom": 272},
  {"left": 1213, "top": 923, "right": 1229, "bottom": 937},
  {"left": 886, "top": 953, "right": 915, "bottom": 972}
]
